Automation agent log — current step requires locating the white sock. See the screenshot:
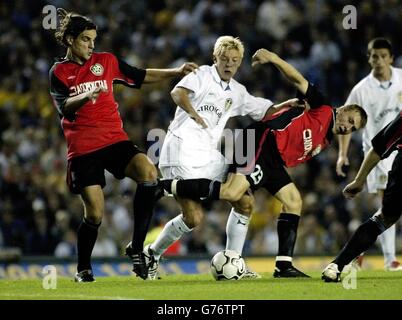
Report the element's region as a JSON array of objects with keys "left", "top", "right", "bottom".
[
  {"left": 150, "top": 214, "right": 192, "bottom": 260},
  {"left": 225, "top": 208, "right": 250, "bottom": 254},
  {"left": 379, "top": 224, "right": 396, "bottom": 266}
]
